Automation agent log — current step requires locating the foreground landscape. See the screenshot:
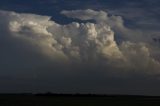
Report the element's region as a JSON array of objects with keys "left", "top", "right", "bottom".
[{"left": 0, "top": 94, "right": 160, "bottom": 106}]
